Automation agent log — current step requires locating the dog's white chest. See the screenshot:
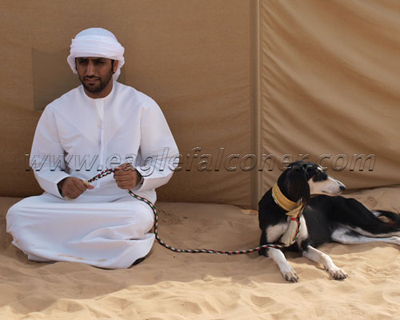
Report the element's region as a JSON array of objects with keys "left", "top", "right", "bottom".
[{"left": 266, "top": 222, "right": 289, "bottom": 243}]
